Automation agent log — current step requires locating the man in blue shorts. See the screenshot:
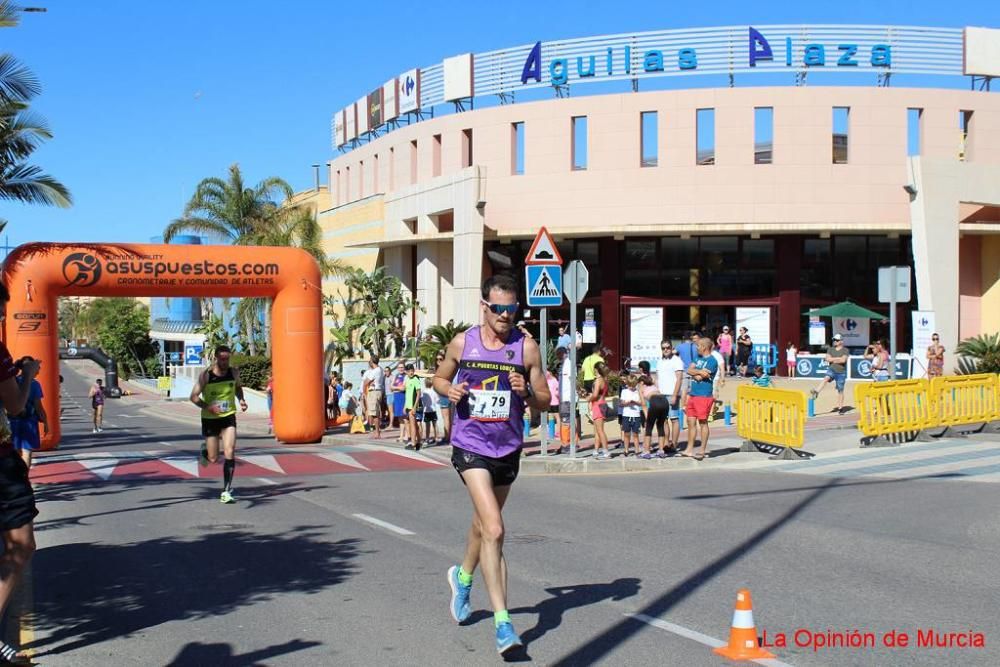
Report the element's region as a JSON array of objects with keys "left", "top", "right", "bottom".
[
  {"left": 434, "top": 274, "right": 550, "bottom": 656},
  {"left": 810, "top": 334, "right": 850, "bottom": 414}
]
